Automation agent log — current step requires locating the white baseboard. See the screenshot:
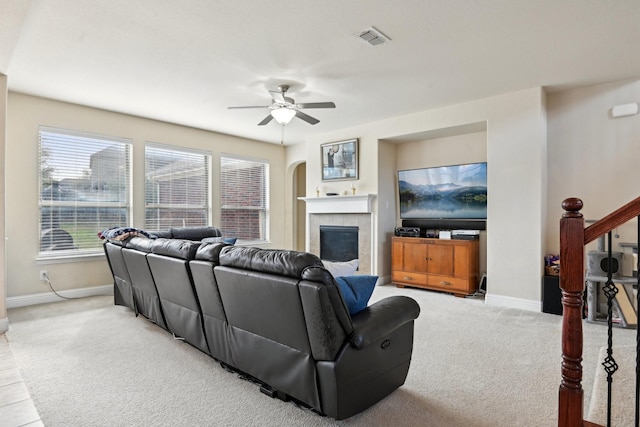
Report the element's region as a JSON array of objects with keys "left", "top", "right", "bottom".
[
  {"left": 378, "top": 275, "right": 392, "bottom": 285},
  {"left": 7, "top": 285, "right": 113, "bottom": 309},
  {"left": 485, "top": 292, "right": 541, "bottom": 312}
]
